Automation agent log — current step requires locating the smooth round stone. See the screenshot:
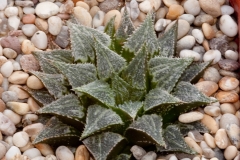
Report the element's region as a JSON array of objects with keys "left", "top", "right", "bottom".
[
  {"left": 21, "top": 39, "right": 35, "bottom": 55},
  {"left": 2, "top": 91, "right": 17, "bottom": 103},
  {"left": 35, "top": 1, "right": 59, "bottom": 19},
  {"left": 219, "top": 69, "right": 239, "bottom": 79},
  {"left": 192, "top": 29, "right": 204, "bottom": 44},
  {"left": 35, "top": 18, "right": 48, "bottom": 33},
  {"left": 4, "top": 7, "right": 18, "bottom": 17},
  {"left": 27, "top": 97, "right": 40, "bottom": 112},
  {"left": 202, "top": 23, "right": 215, "bottom": 40},
  {"left": 0, "top": 0, "right": 7, "bottom": 10},
  {"left": 203, "top": 50, "right": 221, "bottom": 64},
  {"left": 22, "top": 13, "right": 36, "bottom": 24},
  {"left": 215, "top": 91, "right": 239, "bottom": 103},
  {"left": 89, "top": 6, "right": 100, "bottom": 17},
  {"left": 22, "top": 24, "right": 38, "bottom": 37},
  {"left": 163, "top": 0, "right": 179, "bottom": 7},
  {"left": 178, "top": 112, "right": 204, "bottom": 123},
  {"left": 226, "top": 124, "right": 240, "bottom": 149},
  {"left": 3, "top": 109, "right": 21, "bottom": 125},
  {"left": 224, "top": 50, "right": 239, "bottom": 61},
  {"left": 23, "top": 148, "right": 42, "bottom": 159},
  {"left": 35, "top": 143, "right": 54, "bottom": 156},
  {"left": 0, "top": 99, "right": 6, "bottom": 112},
  {"left": 204, "top": 105, "right": 221, "bottom": 117},
  {"left": 8, "top": 16, "right": 20, "bottom": 31},
  {"left": 165, "top": 19, "right": 190, "bottom": 39},
  {"left": 23, "top": 123, "right": 44, "bottom": 138},
  {"left": 224, "top": 145, "right": 237, "bottom": 160},
  {"left": 178, "top": 14, "right": 195, "bottom": 25},
  {"left": 203, "top": 67, "right": 221, "bottom": 83},
  {"left": 177, "top": 35, "right": 196, "bottom": 51},
  {"left": 166, "top": 4, "right": 184, "bottom": 20},
  {"left": 9, "top": 84, "right": 29, "bottom": 99},
  {"left": 7, "top": 102, "right": 30, "bottom": 115},
  {"left": 155, "top": 7, "right": 167, "bottom": 20},
  {"left": 220, "top": 113, "right": 239, "bottom": 130},
  {"left": 92, "top": 11, "right": 105, "bottom": 28},
  {"left": 20, "top": 142, "right": 34, "bottom": 154},
  {"left": 155, "top": 19, "right": 171, "bottom": 32},
  {"left": 219, "top": 76, "right": 239, "bottom": 91},
  {"left": 195, "top": 81, "right": 218, "bottom": 96},
  {"left": 8, "top": 71, "right": 29, "bottom": 85},
  {"left": 76, "top": 1, "right": 90, "bottom": 11},
  {"left": 0, "top": 142, "right": 6, "bottom": 159},
  {"left": 12, "top": 61, "right": 21, "bottom": 71},
  {"left": 201, "top": 114, "right": 219, "bottom": 134},
  {"left": 31, "top": 31, "right": 48, "bottom": 50},
  {"left": 13, "top": 131, "right": 29, "bottom": 148},
  {"left": 221, "top": 5, "right": 234, "bottom": 15},
  {"left": 56, "top": 146, "right": 74, "bottom": 160},
  {"left": 3, "top": 48, "right": 17, "bottom": 59},
  {"left": 179, "top": 50, "right": 200, "bottom": 61},
  {"left": 2, "top": 78, "right": 9, "bottom": 91},
  {"left": 183, "top": 0, "right": 200, "bottom": 16},
  {"left": 130, "top": 145, "right": 146, "bottom": 160},
  {"left": 75, "top": 145, "right": 90, "bottom": 160},
  {"left": 219, "top": 15, "right": 238, "bottom": 37},
  {"left": 139, "top": 0, "right": 152, "bottom": 14},
  {"left": 129, "top": 0, "right": 140, "bottom": 20},
  {"left": 20, "top": 54, "right": 40, "bottom": 72},
  {"left": 73, "top": 6, "right": 92, "bottom": 27},
  {"left": 199, "top": 0, "right": 221, "bottom": 17},
  {"left": 23, "top": 7, "right": 35, "bottom": 14},
  {"left": 48, "top": 16, "right": 62, "bottom": 35},
  {"left": 215, "top": 128, "right": 230, "bottom": 149},
  {"left": 5, "top": 146, "right": 21, "bottom": 160},
  {"left": 194, "top": 14, "right": 214, "bottom": 27},
  {"left": 104, "top": 10, "right": 121, "bottom": 29},
  {"left": 27, "top": 75, "right": 44, "bottom": 90},
  {"left": 184, "top": 137, "right": 202, "bottom": 155},
  {"left": 204, "top": 133, "right": 216, "bottom": 148},
  {"left": 218, "top": 59, "right": 240, "bottom": 71},
  {"left": 1, "top": 61, "right": 13, "bottom": 78}
]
